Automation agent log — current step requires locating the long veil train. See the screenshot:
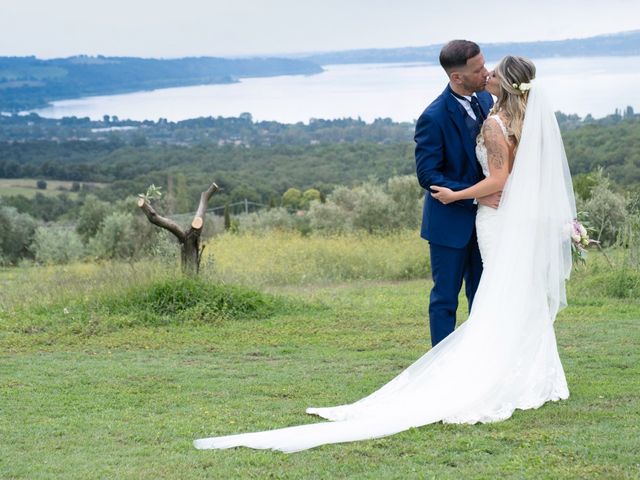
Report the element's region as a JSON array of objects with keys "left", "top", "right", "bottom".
[{"left": 194, "top": 86, "right": 577, "bottom": 453}]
